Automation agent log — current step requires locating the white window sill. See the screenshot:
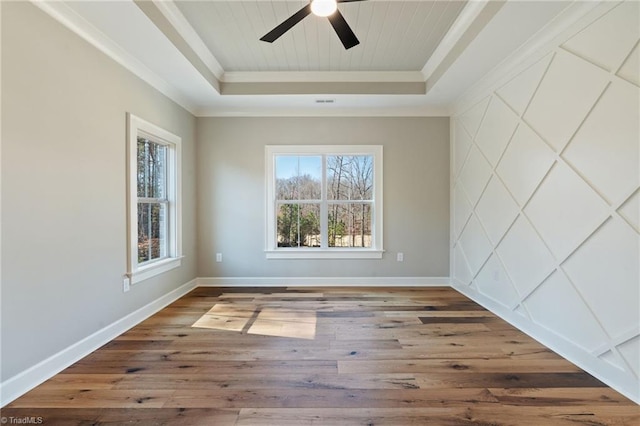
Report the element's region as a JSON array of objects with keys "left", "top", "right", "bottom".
[
  {"left": 130, "top": 256, "right": 183, "bottom": 284},
  {"left": 265, "top": 249, "right": 384, "bottom": 260}
]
